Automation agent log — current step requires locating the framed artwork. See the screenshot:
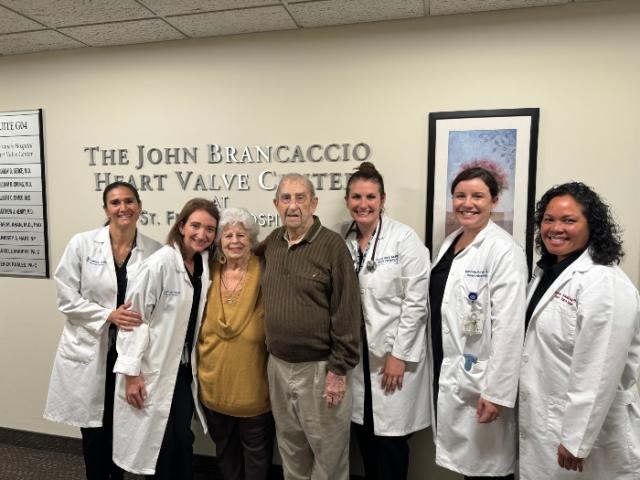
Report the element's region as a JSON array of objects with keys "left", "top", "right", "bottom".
[{"left": 426, "top": 108, "right": 539, "bottom": 270}]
